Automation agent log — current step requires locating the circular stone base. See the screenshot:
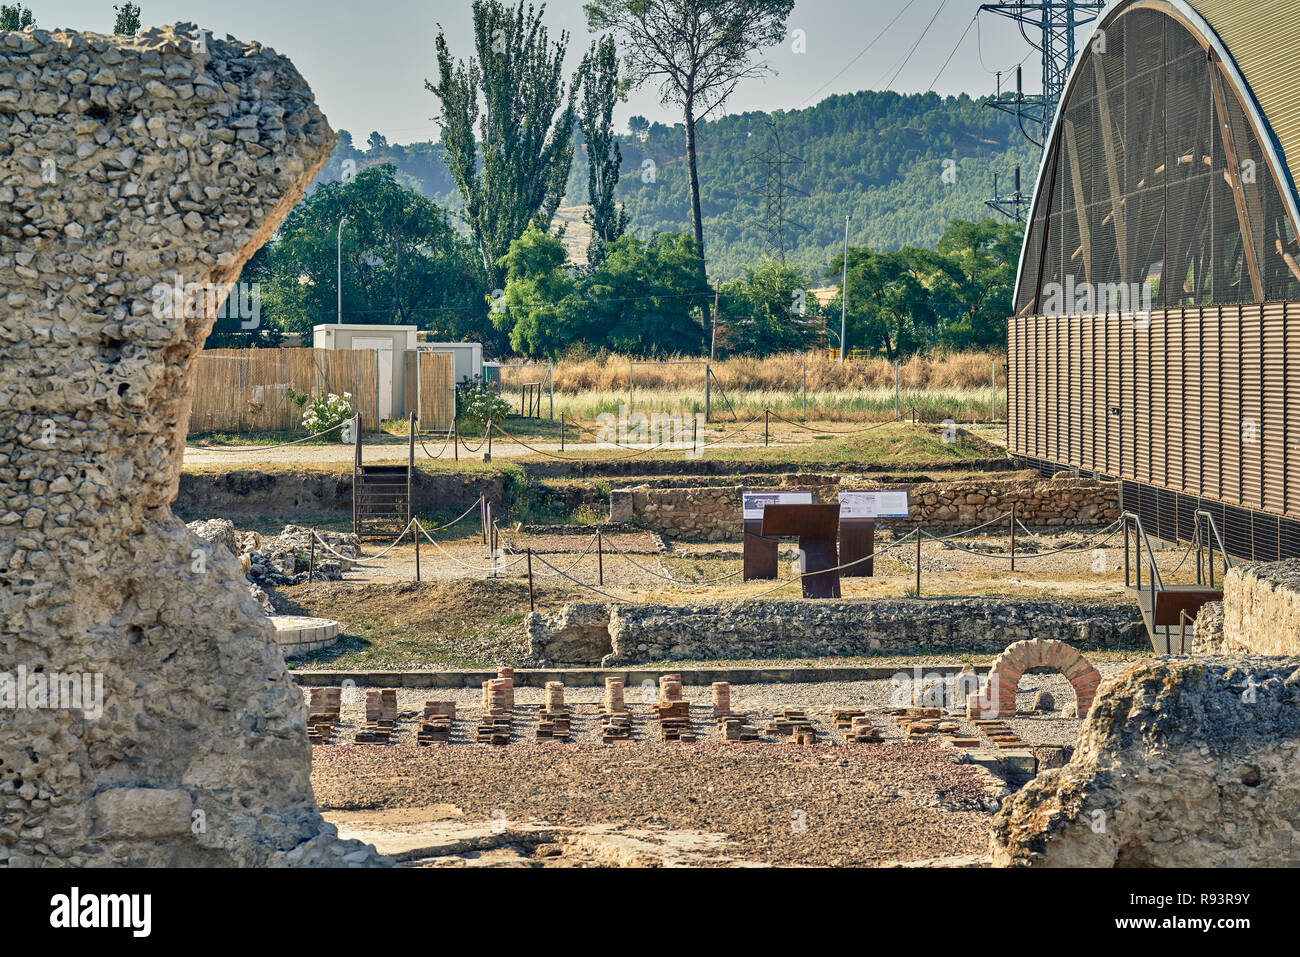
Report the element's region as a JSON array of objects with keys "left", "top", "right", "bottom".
[{"left": 270, "top": 616, "right": 341, "bottom": 655}]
